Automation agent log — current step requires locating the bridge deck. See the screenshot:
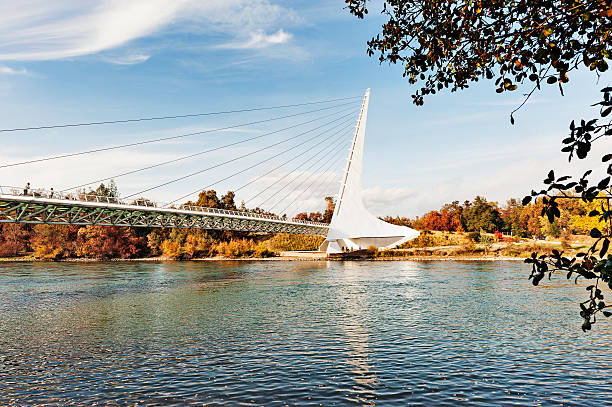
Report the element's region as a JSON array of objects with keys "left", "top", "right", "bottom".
[{"left": 0, "top": 188, "right": 328, "bottom": 236}]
